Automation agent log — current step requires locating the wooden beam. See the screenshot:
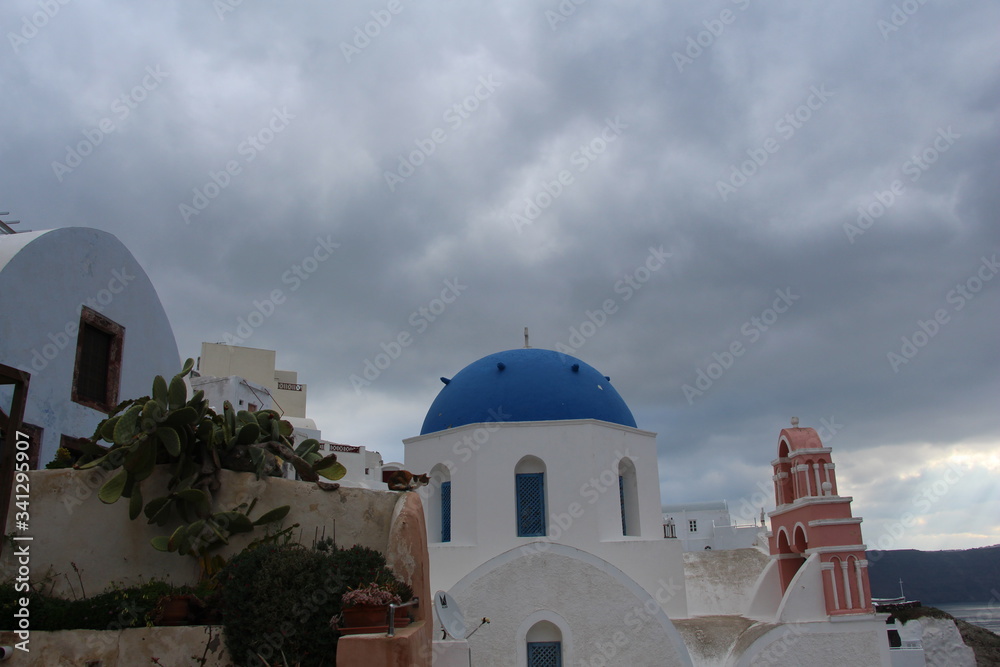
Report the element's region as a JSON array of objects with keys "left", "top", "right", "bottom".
[{"left": 0, "top": 363, "right": 31, "bottom": 559}]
